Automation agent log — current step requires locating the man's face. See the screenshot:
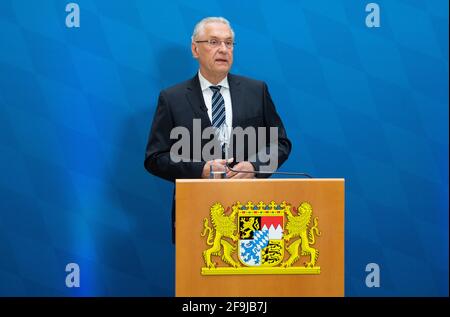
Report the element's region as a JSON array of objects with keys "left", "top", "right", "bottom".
[{"left": 192, "top": 22, "right": 234, "bottom": 78}]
